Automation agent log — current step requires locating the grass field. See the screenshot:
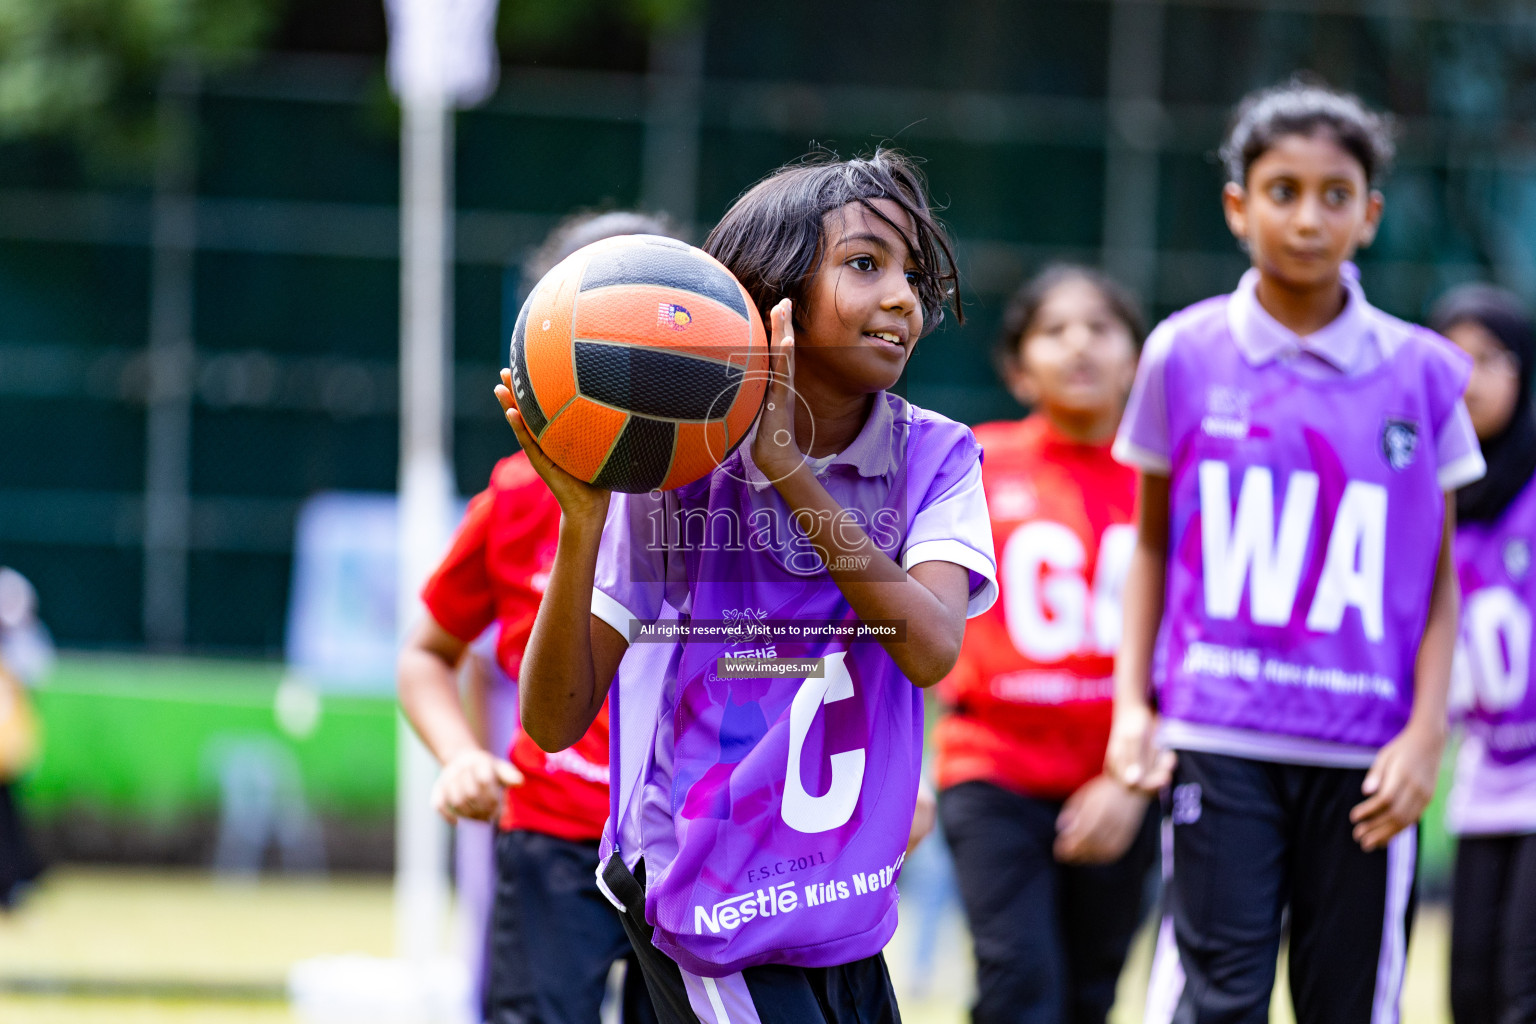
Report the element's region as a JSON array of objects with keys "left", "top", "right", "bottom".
[
  {"left": 0, "top": 868, "right": 393, "bottom": 1022},
  {"left": 0, "top": 866, "right": 1452, "bottom": 1024},
  {"left": 0, "top": 656, "right": 1459, "bottom": 1022},
  {"left": 0, "top": 654, "right": 1462, "bottom": 1022}
]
